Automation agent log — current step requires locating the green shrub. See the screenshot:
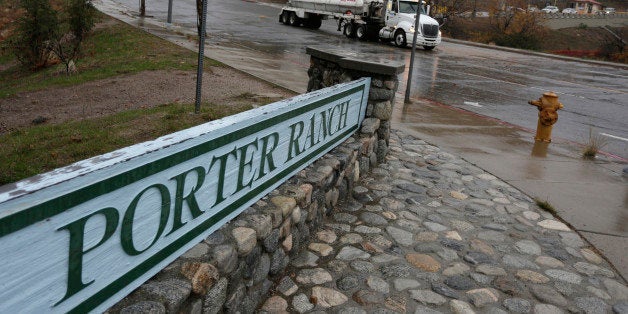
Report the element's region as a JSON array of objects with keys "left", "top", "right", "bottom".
[
  {"left": 490, "top": 12, "right": 545, "bottom": 51},
  {"left": 11, "top": 0, "right": 59, "bottom": 69},
  {"left": 10, "top": 0, "right": 96, "bottom": 73},
  {"left": 494, "top": 33, "right": 542, "bottom": 50},
  {"left": 67, "top": 0, "right": 96, "bottom": 42},
  {"left": 597, "top": 27, "right": 625, "bottom": 61},
  {"left": 441, "top": 17, "right": 472, "bottom": 40},
  {"left": 48, "top": 0, "right": 97, "bottom": 73}
]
